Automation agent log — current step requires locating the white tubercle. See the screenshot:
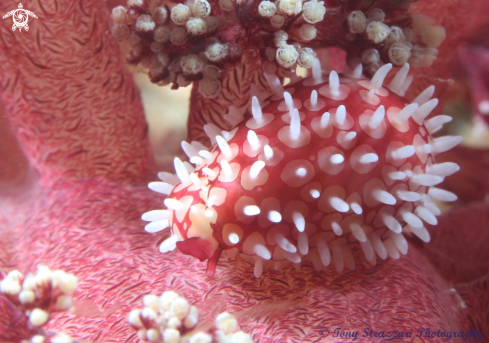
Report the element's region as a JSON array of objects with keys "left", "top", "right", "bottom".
[
  {"left": 312, "top": 57, "right": 322, "bottom": 79},
  {"left": 396, "top": 190, "right": 421, "bottom": 202},
  {"left": 264, "top": 144, "right": 274, "bottom": 159},
  {"left": 330, "top": 154, "right": 344, "bottom": 164},
  {"left": 268, "top": 211, "right": 282, "bottom": 222},
  {"left": 216, "top": 135, "right": 232, "bottom": 159},
  {"left": 425, "top": 115, "right": 452, "bottom": 133},
  {"left": 290, "top": 109, "right": 301, "bottom": 140},
  {"left": 229, "top": 233, "right": 240, "bottom": 244},
  {"left": 292, "top": 212, "right": 305, "bottom": 232},
  {"left": 247, "top": 96, "right": 274, "bottom": 129},
  {"left": 426, "top": 162, "right": 460, "bottom": 176},
  {"left": 431, "top": 136, "right": 463, "bottom": 154},
  {"left": 243, "top": 205, "right": 260, "bottom": 216},
  {"left": 199, "top": 150, "right": 213, "bottom": 159},
  {"left": 249, "top": 161, "right": 266, "bottom": 179},
  {"left": 372, "top": 189, "right": 396, "bottom": 205},
  {"left": 412, "top": 98, "right": 438, "bottom": 125},
  {"left": 311, "top": 90, "right": 318, "bottom": 107},
  {"left": 320, "top": 112, "right": 330, "bottom": 128},
  {"left": 412, "top": 85, "right": 435, "bottom": 106},
  {"left": 350, "top": 223, "right": 366, "bottom": 242},
  {"left": 337, "top": 131, "right": 357, "bottom": 150},
  {"left": 202, "top": 167, "right": 216, "bottom": 178},
  {"left": 189, "top": 173, "right": 203, "bottom": 188},
  {"left": 359, "top": 153, "right": 379, "bottom": 164},
  {"left": 310, "top": 189, "right": 320, "bottom": 198},
  {"left": 251, "top": 96, "right": 263, "bottom": 122},
  {"left": 203, "top": 123, "right": 221, "bottom": 145},
  {"left": 220, "top": 159, "right": 233, "bottom": 177},
  {"left": 391, "top": 145, "right": 415, "bottom": 160},
  {"left": 388, "top": 171, "right": 406, "bottom": 180},
  {"left": 400, "top": 210, "right": 423, "bottom": 229},
  {"left": 336, "top": 105, "right": 346, "bottom": 126},
  {"left": 319, "top": 70, "right": 350, "bottom": 100},
  {"left": 142, "top": 210, "right": 170, "bottom": 222},
  {"left": 332, "top": 241, "right": 344, "bottom": 273},
  {"left": 371, "top": 63, "right": 392, "bottom": 90},
  {"left": 415, "top": 206, "right": 437, "bottom": 225},
  {"left": 411, "top": 174, "right": 444, "bottom": 186},
  {"left": 189, "top": 156, "right": 205, "bottom": 165},
  {"left": 158, "top": 172, "right": 179, "bottom": 185},
  {"left": 264, "top": 73, "right": 286, "bottom": 98},
  {"left": 148, "top": 182, "right": 174, "bottom": 195},
  {"left": 399, "top": 75, "right": 413, "bottom": 97},
  {"left": 428, "top": 187, "right": 458, "bottom": 202},
  {"left": 247, "top": 130, "right": 261, "bottom": 151},
  {"left": 181, "top": 141, "right": 199, "bottom": 158},
  {"left": 383, "top": 215, "right": 402, "bottom": 234},
  {"left": 330, "top": 197, "right": 350, "bottom": 212},
  {"left": 275, "top": 233, "right": 297, "bottom": 253},
  {"left": 145, "top": 220, "right": 170, "bottom": 233},
  {"left": 369, "top": 105, "right": 385, "bottom": 129},
  {"left": 254, "top": 245, "right": 271, "bottom": 260},
  {"left": 317, "top": 239, "right": 331, "bottom": 266},
  {"left": 164, "top": 198, "right": 184, "bottom": 211},
  {"left": 397, "top": 103, "right": 419, "bottom": 122},
  {"left": 283, "top": 92, "right": 294, "bottom": 113},
  {"left": 303, "top": 58, "right": 327, "bottom": 86},
  {"left": 370, "top": 233, "right": 387, "bottom": 260},
  {"left": 160, "top": 235, "right": 178, "bottom": 253},
  {"left": 174, "top": 157, "right": 190, "bottom": 184},
  {"left": 329, "top": 71, "right": 340, "bottom": 96},
  {"left": 388, "top": 63, "right": 410, "bottom": 94}
]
